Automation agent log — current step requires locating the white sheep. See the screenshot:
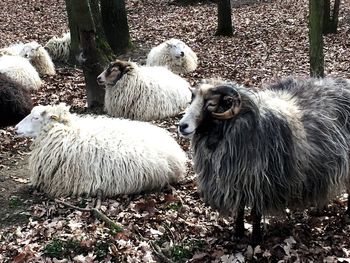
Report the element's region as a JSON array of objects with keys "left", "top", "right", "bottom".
[
  {"left": 0, "top": 41, "right": 55, "bottom": 76},
  {"left": 97, "top": 59, "right": 192, "bottom": 121},
  {"left": 44, "top": 32, "right": 71, "bottom": 63},
  {"left": 15, "top": 104, "right": 187, "bottom": 197},
  {"left": 0, "top": 43, "right": 25, "bottom": 56},
  {"left": 146, "top": 38, "right": 198, "bottom": 74},
  {"left": 0, "top": 55, "right": 42, "bottom": 90},
  {"left": 20, "top": 41, "right": 56, "bottom": 76}
]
